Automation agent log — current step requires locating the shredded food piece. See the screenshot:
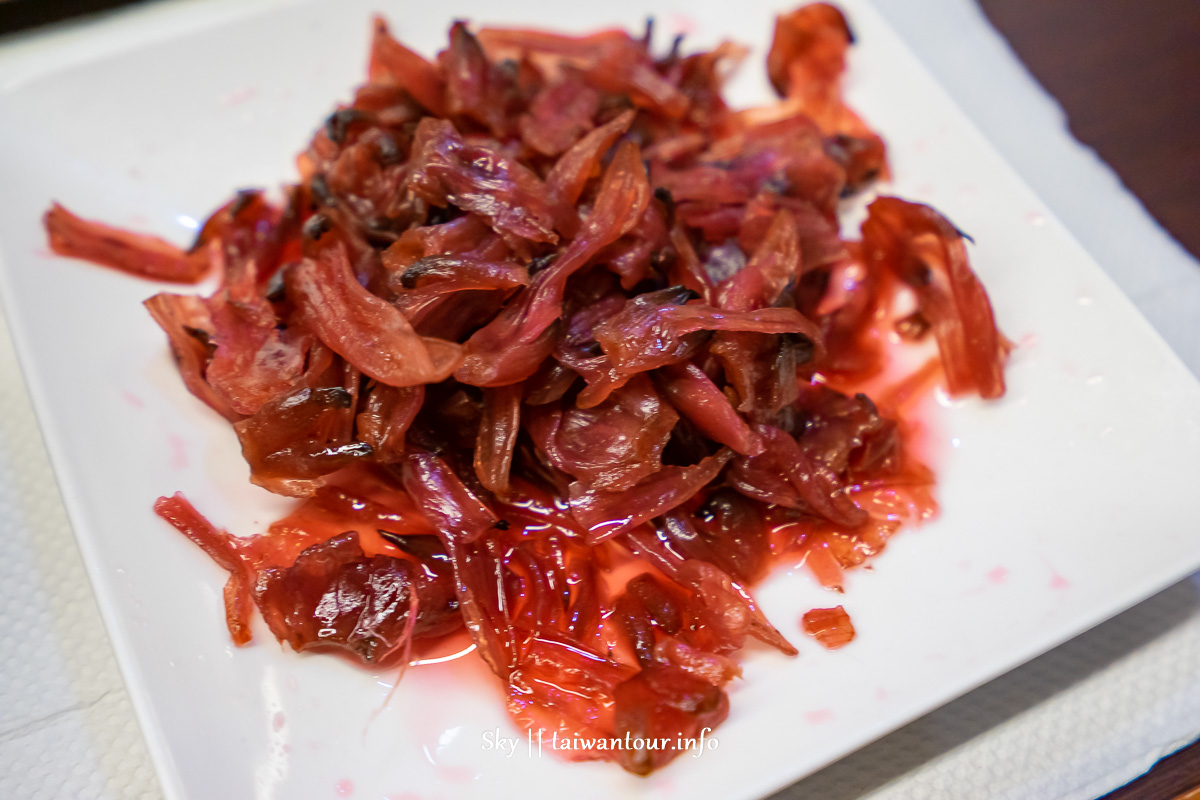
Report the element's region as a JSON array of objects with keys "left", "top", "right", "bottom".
[
  {"left": 801, "top": 605, "right": 857, "bottom": 649},
  {"left": 43, "top": 3, "right": 1008, "bottom": 776}
]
